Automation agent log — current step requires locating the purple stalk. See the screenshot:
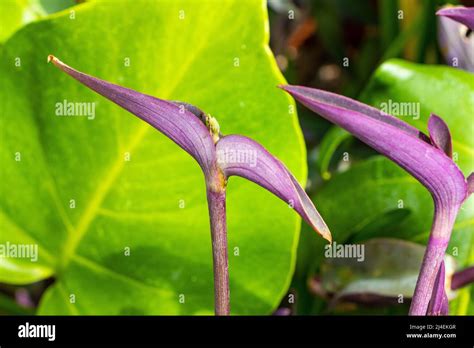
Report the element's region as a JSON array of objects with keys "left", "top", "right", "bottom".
[
  {"left": 48, "top": 56, "right": 332, "bottom": 316},
  {"left": 411, "top": 207, "right": 455, "bottom": 315},
  {"left": 206, "top": 187, "right": 230, "bottom": 315}
]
